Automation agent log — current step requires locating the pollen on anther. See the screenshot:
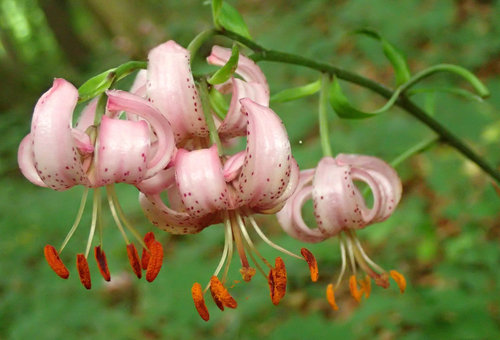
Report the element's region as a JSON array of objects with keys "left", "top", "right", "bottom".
[
  {"left": 349, "top": 275, "right": 363, "bottom": 302},
  {"left": 268, "top": 257, "right": 287, "bottom": 305},
  {"left": 141, "top": 232, "right": 156, "bottom": 270},
  {"left": 43, "top": 244, "right": 69, "bottom": 279},
  {"left": 191, "top": 282, "right": 210, "bottom": 321},
  {"left": 94, "top": 246, "right": 110, "bottom": 281},
  {"left": 126, "top": 243, "right": 142, "bottom": 279},
  {"left": 76, "top": 254, "right": 91, "bottom": 289},
  {"left": 301, "top": 248, "right": 318, "bottom": 282},
  {"left": 390, "top": 270, "right": 406, "bottom": 293},
  {"left": 210, "top": 276, "right": 237, "bottom": 310},
  {"left": 146, "top": 240, "right": 164, "bottom": 282},
  {"left": 326, "top": 284, "right": 339, "bottom": 311}
]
